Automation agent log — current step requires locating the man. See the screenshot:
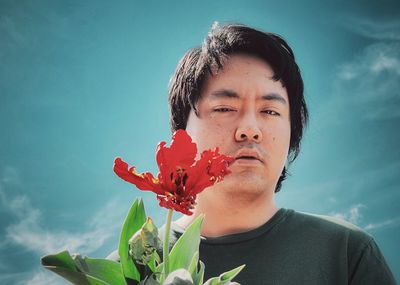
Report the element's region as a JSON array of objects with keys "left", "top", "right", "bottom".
[
  {"left": 109, "top": 23, "right": 396, "bottom": 284},
  {"left": 164, "top": 23, "right": 396, "bottom": 284}
]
